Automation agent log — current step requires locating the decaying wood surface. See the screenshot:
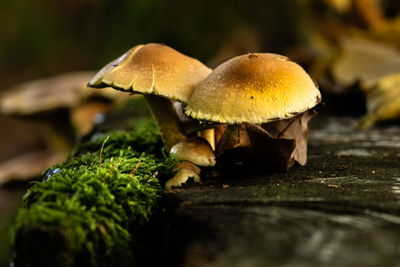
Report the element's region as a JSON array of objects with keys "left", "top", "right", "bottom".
[{"left": 154, "top": 115, "right": 400, "bottom": 267}]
